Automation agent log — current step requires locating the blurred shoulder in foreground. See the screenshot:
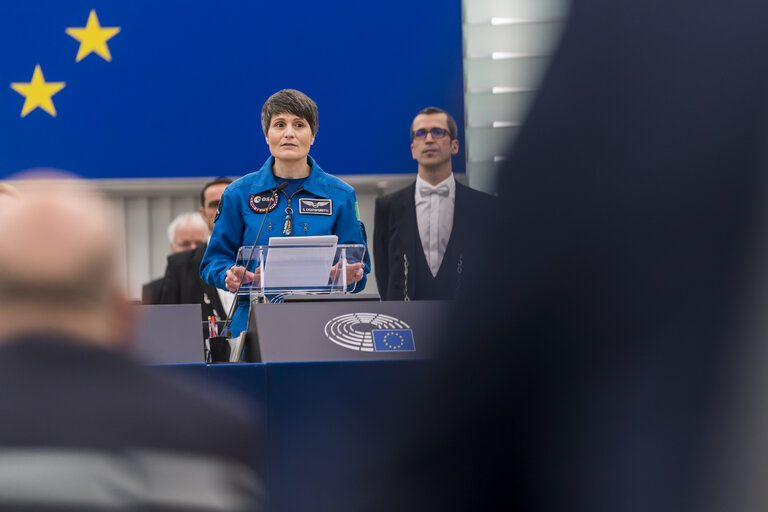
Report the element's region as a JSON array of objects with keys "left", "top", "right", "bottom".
[
  {"left": 0, "top": 174, "right": 264, "bottom": 511},
  {"left": 367, "top": 0, "right": 768, "bottom": 511}
]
